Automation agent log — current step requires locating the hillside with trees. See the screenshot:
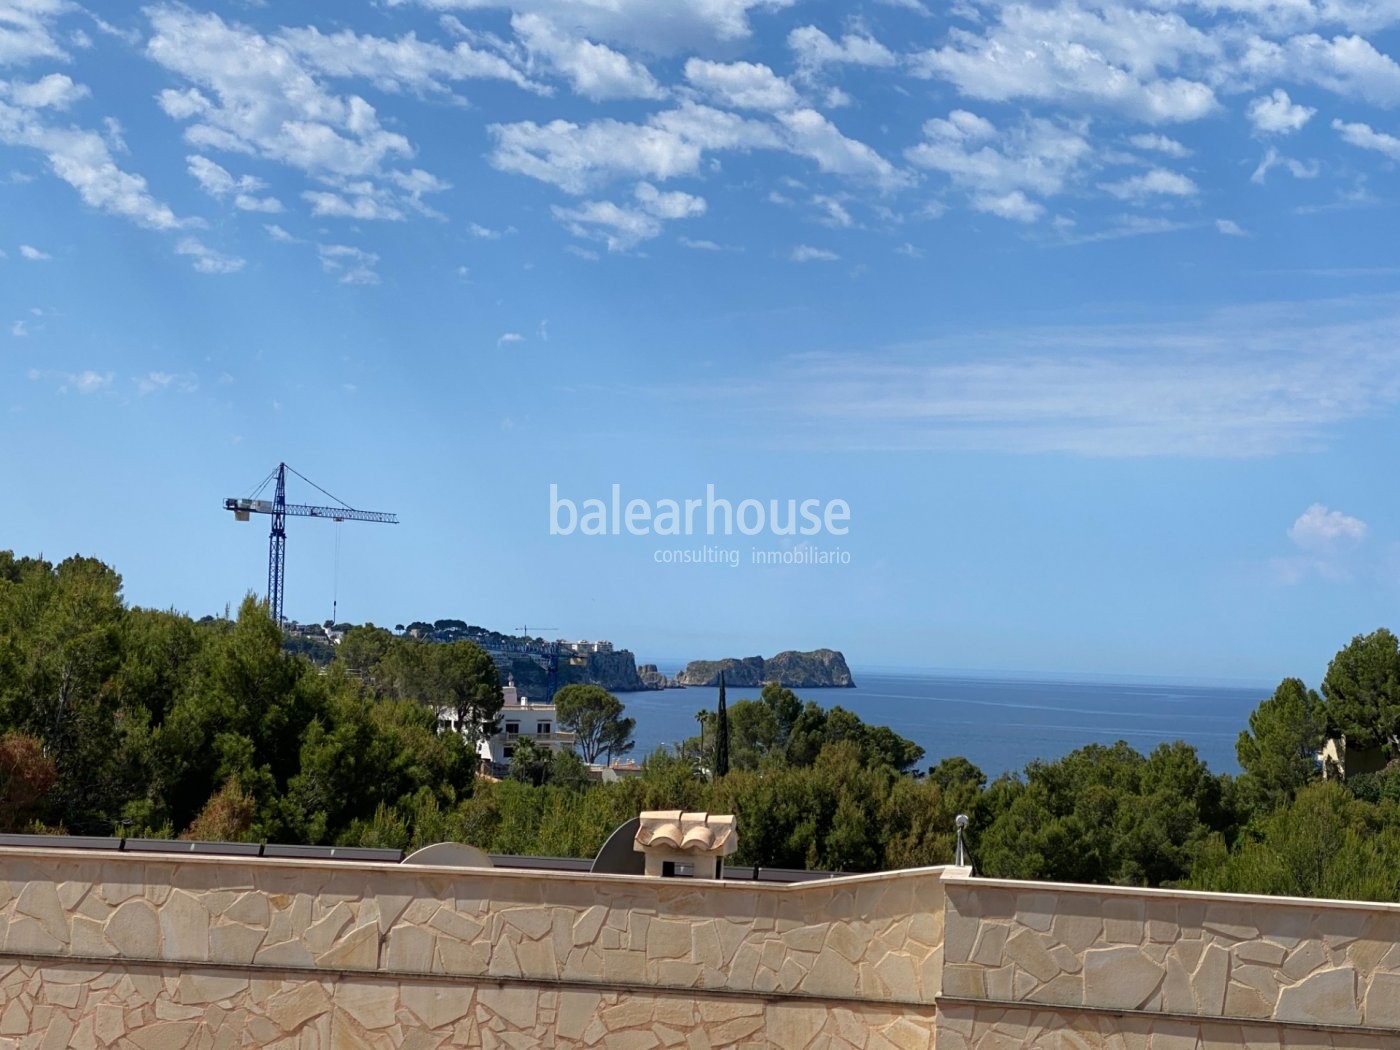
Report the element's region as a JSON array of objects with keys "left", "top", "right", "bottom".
[{"left": 6, "top": 549, "right": 1400, "bottom": 900}]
